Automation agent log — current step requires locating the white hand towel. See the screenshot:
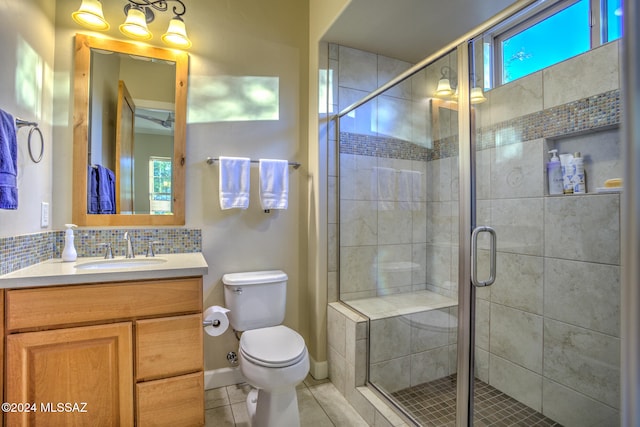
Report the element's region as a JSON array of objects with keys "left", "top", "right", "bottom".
[
  {"left": 397, "top": 170, "right": 412, "bottom": 211},
  {"left": 219, "top": 156, "right": 250, "bottom": 210},
  {"left": 376, "top": 167, "right": 396, "bottom": 211},
  {"left": 259, "top": 159, "right": 289, "bottom": 210}
]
